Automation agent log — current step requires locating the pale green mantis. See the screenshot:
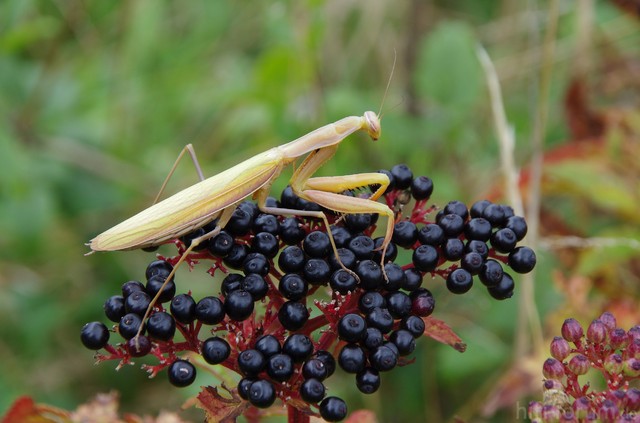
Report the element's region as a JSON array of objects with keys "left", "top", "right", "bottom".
[{"left": 88, "top": 111, "right": 395, "bottom": 341}]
